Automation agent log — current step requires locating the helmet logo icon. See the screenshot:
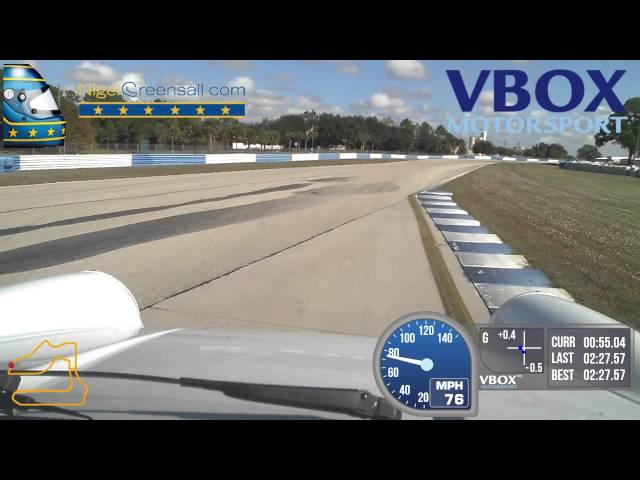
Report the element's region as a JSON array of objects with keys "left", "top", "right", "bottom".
[{"left": 2, "top": 64, "right": 66, "bottom": 148}]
